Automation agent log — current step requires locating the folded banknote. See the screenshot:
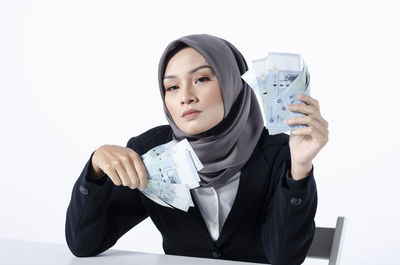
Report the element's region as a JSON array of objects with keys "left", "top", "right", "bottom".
[
  {"left": 139, "top": 139, "right": 202, "bottom": 212},
  {"left": 242, "top": 52, "right": 310, "bottom": 135}
]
